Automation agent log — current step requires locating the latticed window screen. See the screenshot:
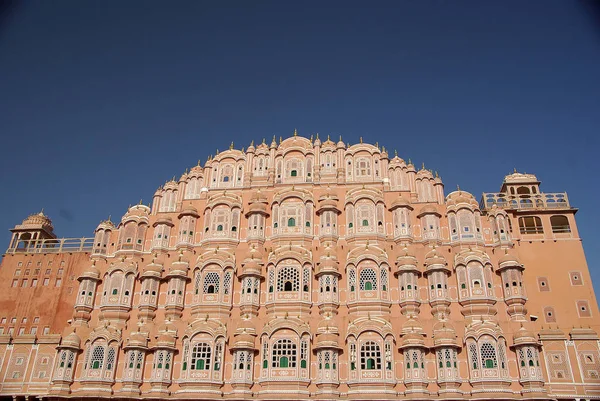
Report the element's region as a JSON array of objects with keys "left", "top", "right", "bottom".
[
  {"left": 300, "top": 340, "right": 308, "bottom": 367},
  {"left": 91, "top": 345, "right": 105, "bottom": 369},
  {"left": 244, "top": 277, "right": 253, "bottom": 294},
  {"left": 272, "top": 339, "right": 297, "bottom": 368},
  {"left": 480, "top": 342, "right": 498, "bottom": 369},
  {"left": 303, "top": 268, "right": 310, "bottom": 291},
  {"left": 223, "top": 272, "right": 231, "bottom": 294},
  {"left": 191, "top": 343, "right": 211, "bottom": 370},
  {"left": 469, "top": 343, "right": 479, "bottom": 369},
  {"left": 277, "top": 266, "right": 299, "bottom": 292},
  {"left": 194, "top": 271, "right": 202, "bottom": 294},
  {"left": 203, "top": 272, "right": 220, "bottom": 294},
  {"left": 128, "top": 351, "right": 135, "bottom": 368},
  {"left": 268, "top": 269, "right": 275, "bottom": 292},
  {"left": 360, "top": 341, "right": 381, "bottom": 370},
  {"left": 106, "top": 348, "right": 116, "bottom": 370},
  {"left": 136, "top": 351, "right": 143, "bottom": 369},
  {"left": 381, "top": 268, "right": 388, "bottom": 290},
  {"left": 348, "top": 268, "right": 356, "bottom": 291},
  {"left": 498, "top": 341, "right": 507, "bottom": 369},
  {"left": 359, "top": 268, "right": 378, "bottom": 291}
]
